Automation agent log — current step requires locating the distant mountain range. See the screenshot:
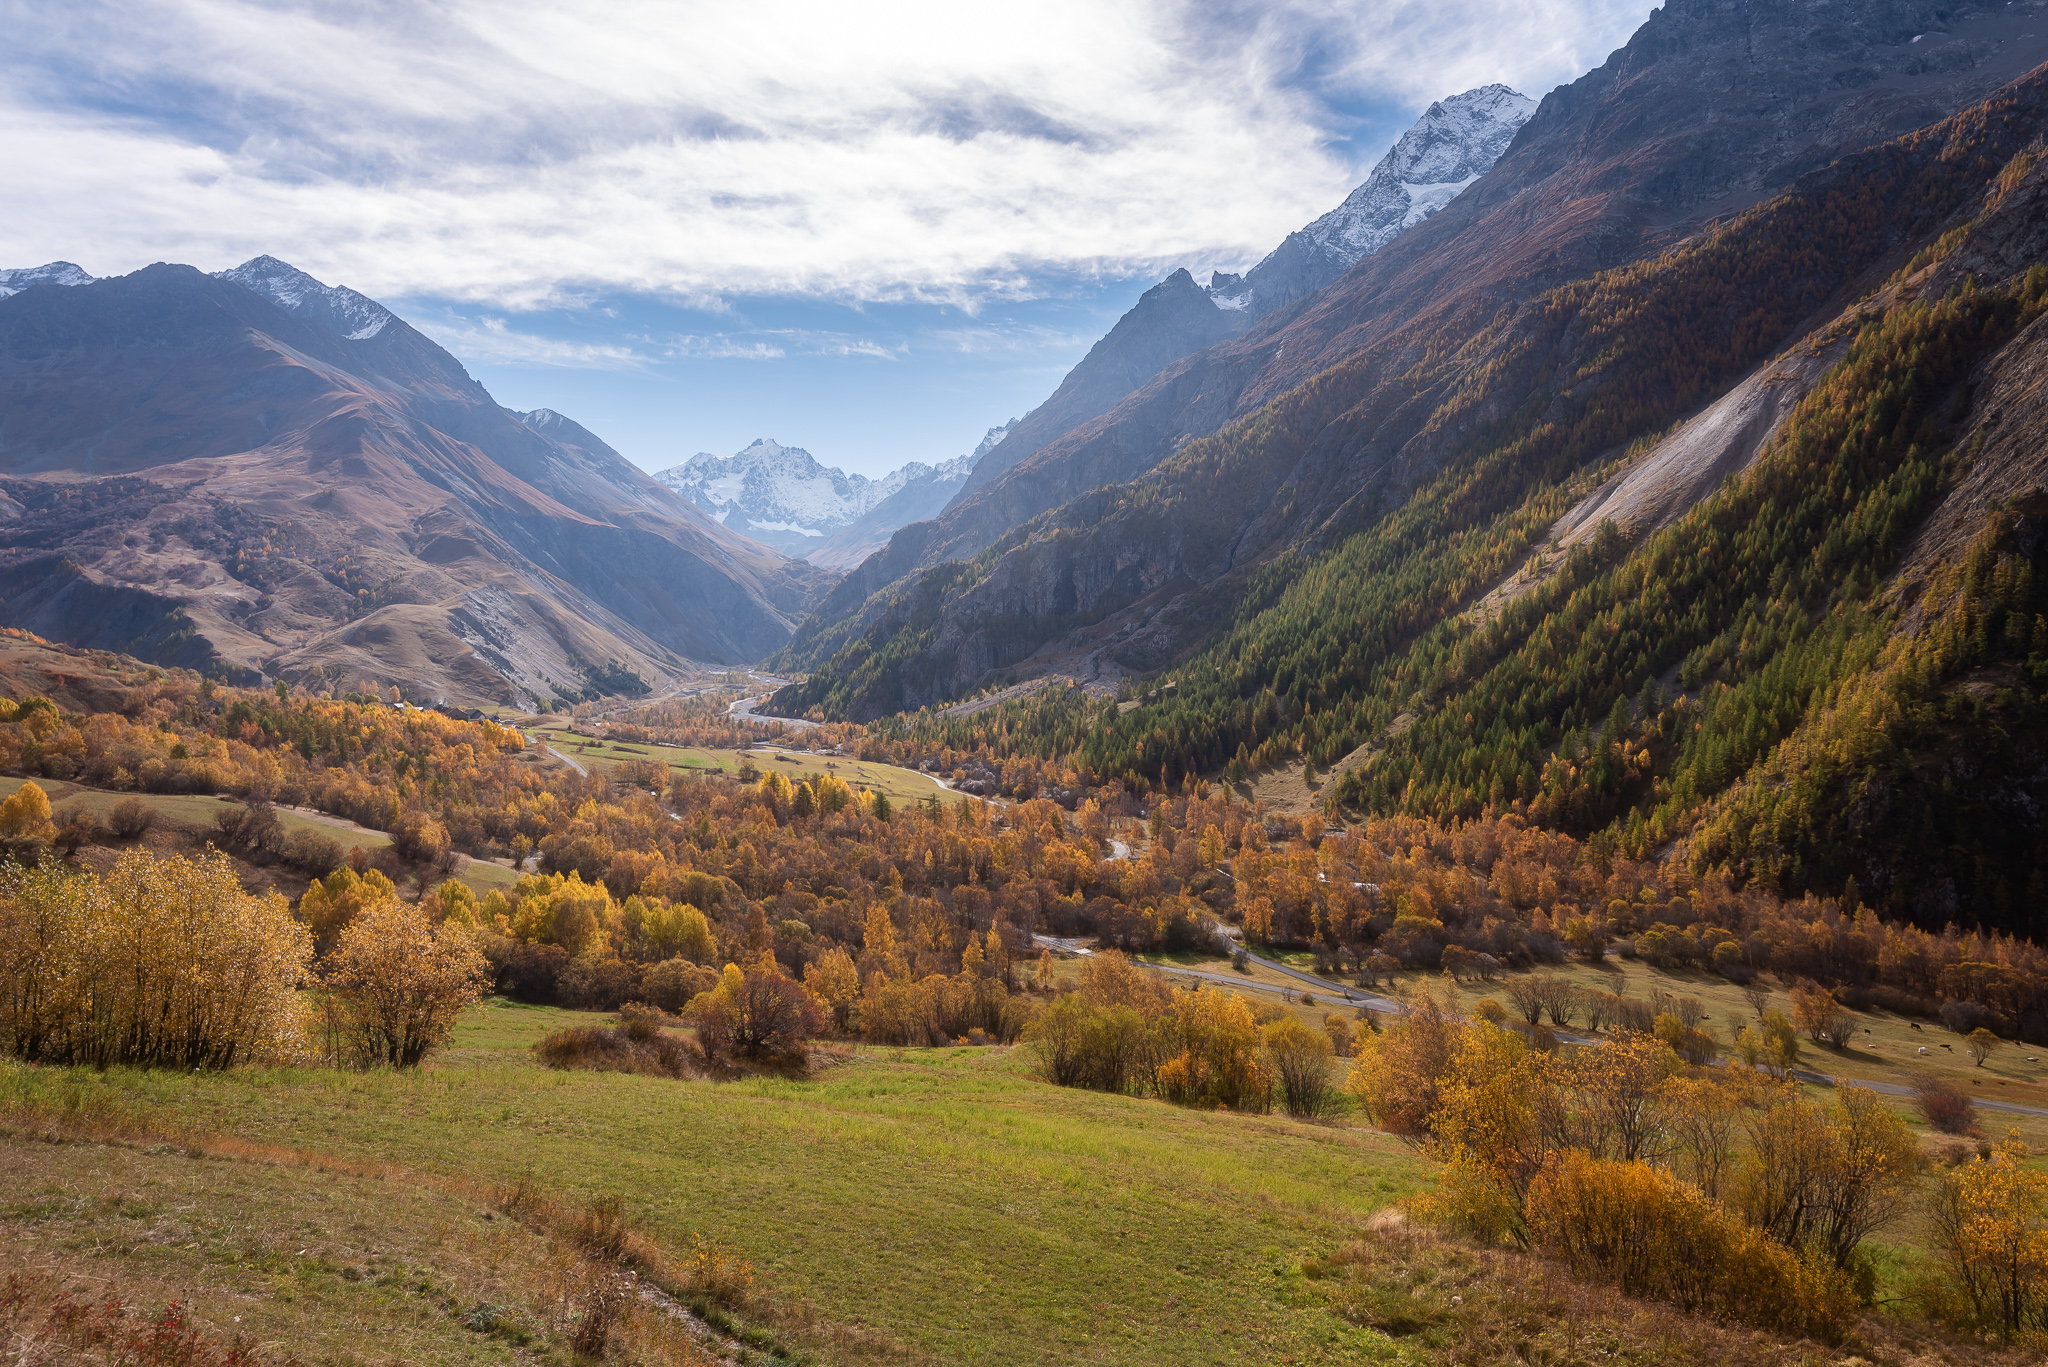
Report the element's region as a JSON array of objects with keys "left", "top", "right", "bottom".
[
  {"left": 0, "top": 255, "right": 827, "bottom": 706},
  {"left": 655, "top": 421, "right": 1016, "bottom": 568}
]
